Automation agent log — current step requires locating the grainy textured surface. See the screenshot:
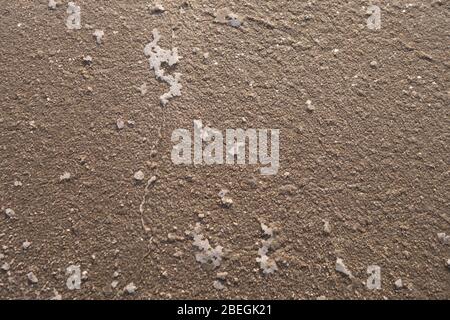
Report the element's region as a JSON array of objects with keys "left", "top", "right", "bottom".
[{"left": 0, "top": 0, "right": 449, "bottom": 299}]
